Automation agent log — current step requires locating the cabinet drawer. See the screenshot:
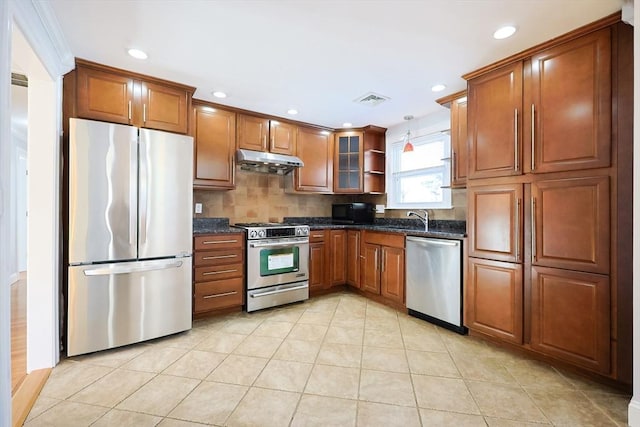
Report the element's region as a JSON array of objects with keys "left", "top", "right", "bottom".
[
  {"left": 363, "top": 231, "right": 405, "bottom": 248},
  {"left": 309, "top": 230, "right": 326, "bottom": 243},
  {"left": 195, "top": 263, "right": 243, "bottom": 282},
  {"left": 194, "top": 234, "right": 243, "bottom": 250},
  {"left": 194, "top": 249, "right": 243, "bottom": 266},
  {"left": 194, "top": 278, "right": 244, "bottom": 313}
]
